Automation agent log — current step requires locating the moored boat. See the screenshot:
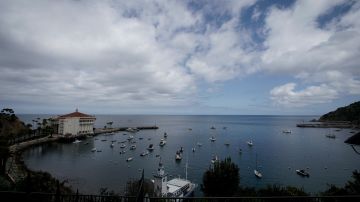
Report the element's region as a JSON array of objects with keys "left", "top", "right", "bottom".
[
  {"left": 209, "top": 136, "right": 216, "bottom": 142},
  {"left": 159, "top": 139, "right": 166, "bottom": 146},
  {"left": 296, "top": 169, "right": 310, "bottom": 177},
  {"left": 147, "top": 144, "right": 154, "bottom": 151},
  {"left": 247, "top": 140, "right": 253, "bottom": 146},
  {"left": 126, "top": 157, "right": 133, "bottom": 162}
]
